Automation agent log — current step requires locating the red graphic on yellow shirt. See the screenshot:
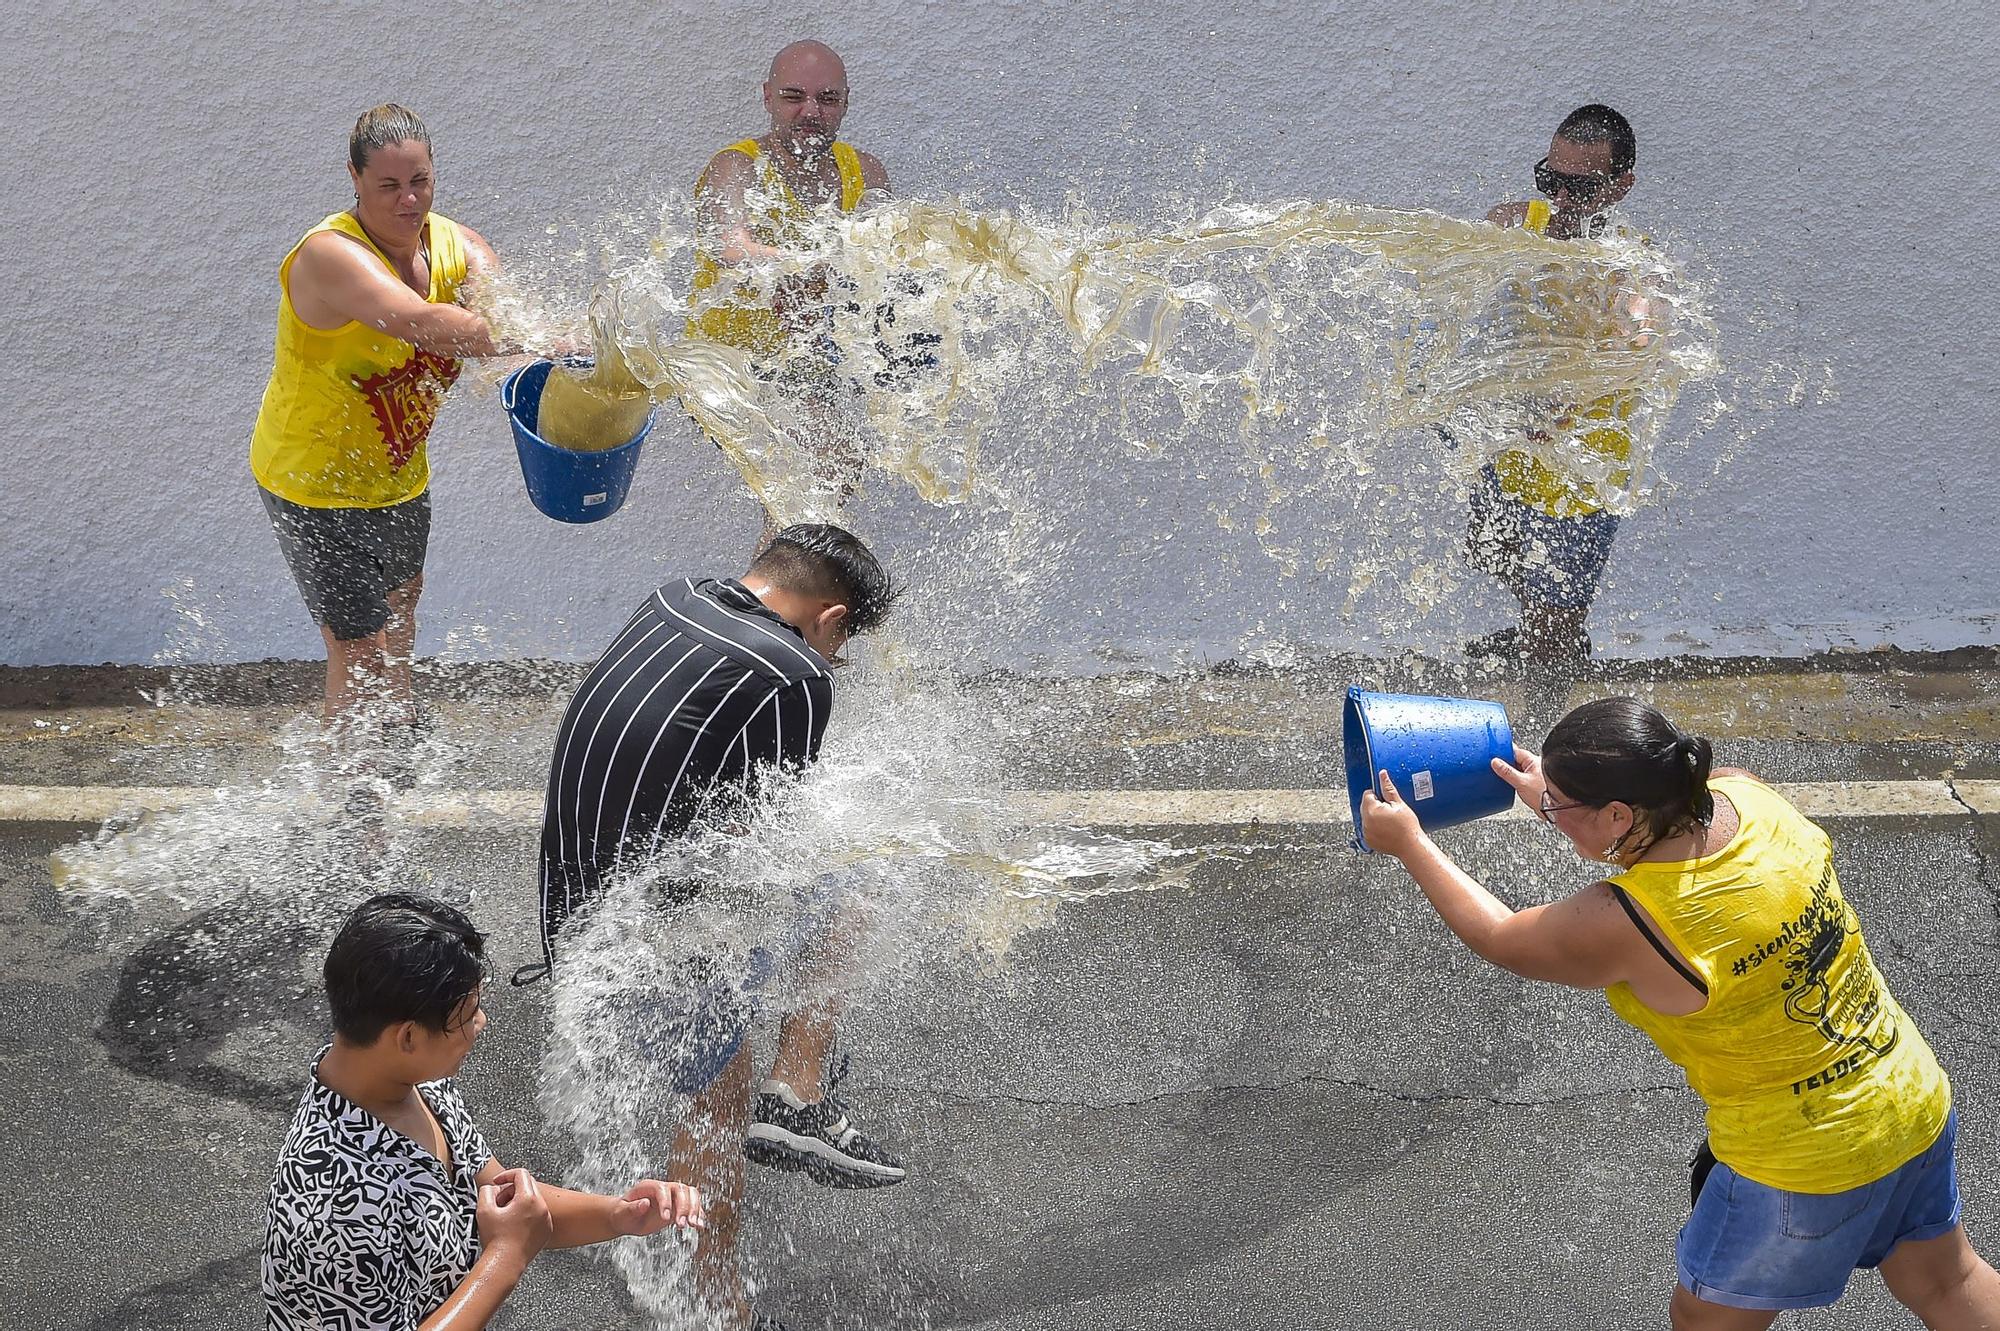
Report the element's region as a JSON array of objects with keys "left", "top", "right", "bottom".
[{"left": 354, "top": 350, "right": 463, "bottom": 469}]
